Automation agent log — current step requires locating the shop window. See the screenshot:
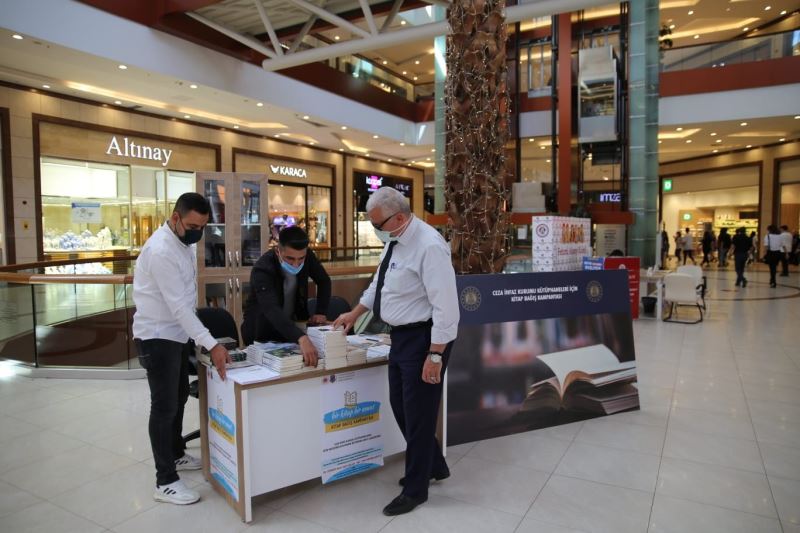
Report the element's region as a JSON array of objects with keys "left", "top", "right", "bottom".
[
  {"left": 780, "top": 183, "right": 800, "bottom": 231},
  {"left": 307, "top": 186, "right": 330, "bottom": 248}
]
